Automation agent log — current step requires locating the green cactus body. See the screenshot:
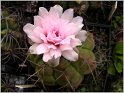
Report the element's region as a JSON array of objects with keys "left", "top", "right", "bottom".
[
  {"left": 78, "top": 48, "right": 96, "bottom": 75},
  {"left": 36, "top": 65, "right": 56, "bottom": 86},
  {"left": 1, "top": 10, "right": 21, "bottom": 51},
  {"left": 81, "top": 32, "right": 95, "bottom": 50},
  {"left": 28, "top": 32, "right": 96, "bottom": 89},
  {"left": 1, "top": 30, "right": 22, "bottom": 51},
  {"left": 1, "top": 10, "right": 17, "bottom": 31},
  {"left": 55, "top": 65, "right": 83, "bottom": 89}
]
